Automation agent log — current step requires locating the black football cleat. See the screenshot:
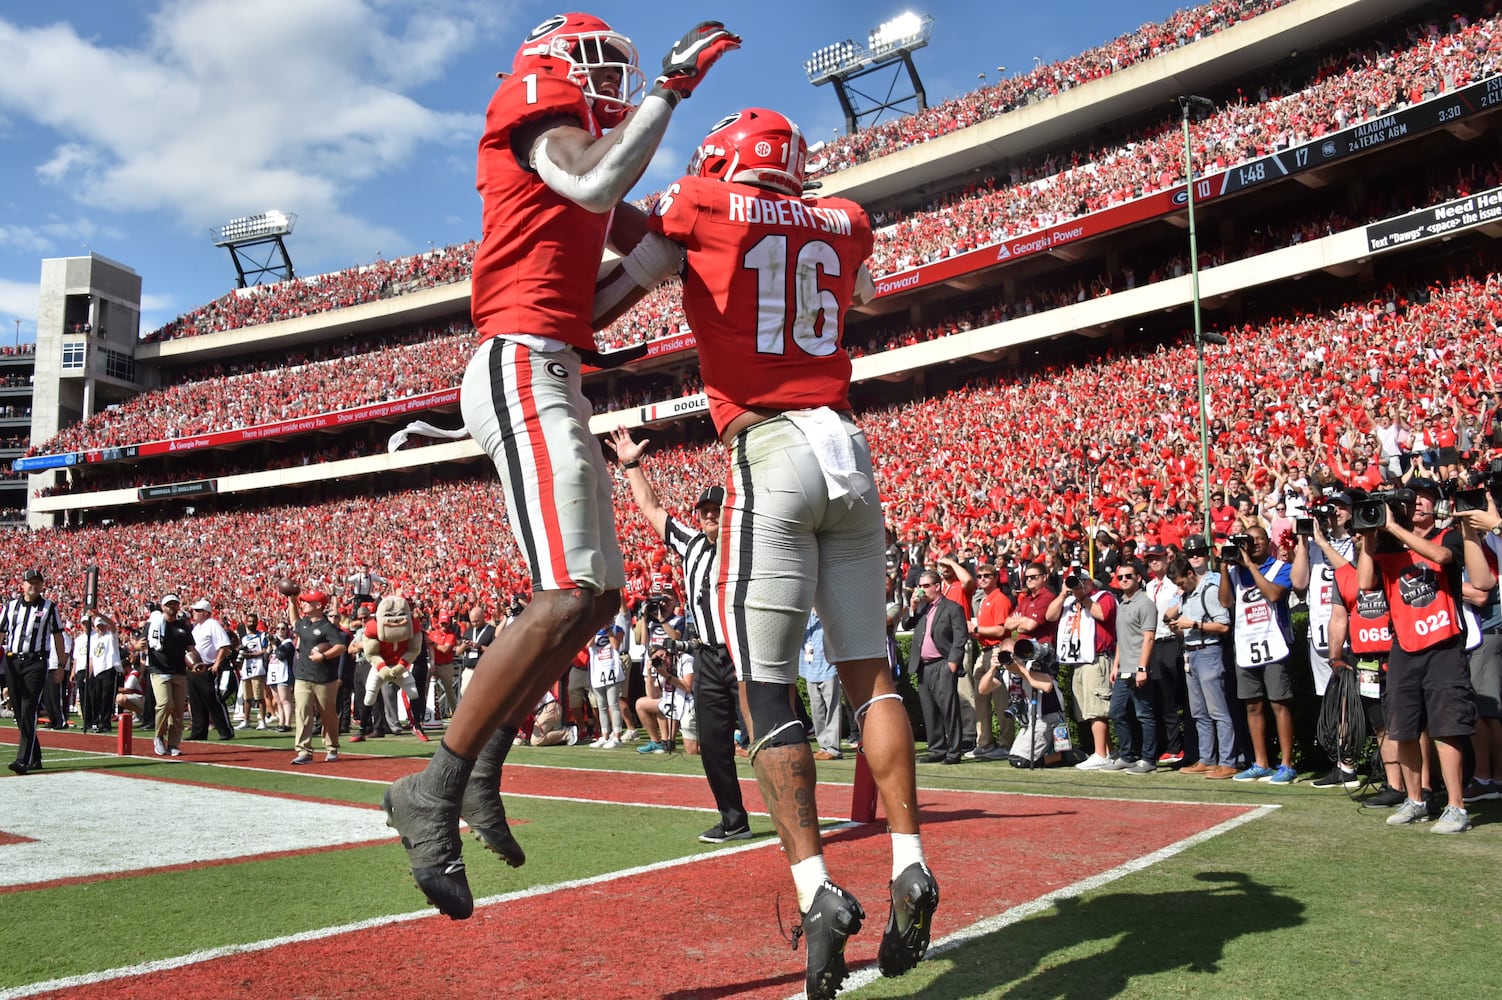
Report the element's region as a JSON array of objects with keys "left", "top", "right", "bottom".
[
  {"left": 878, "top": 862, "right": 939, "bottom": 977},
  {"left": 794, "top": 881, "right": 865, "bottom": 1000},
  {"left": 383, "top": 775, "right": 473, "bottom": 919}
]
